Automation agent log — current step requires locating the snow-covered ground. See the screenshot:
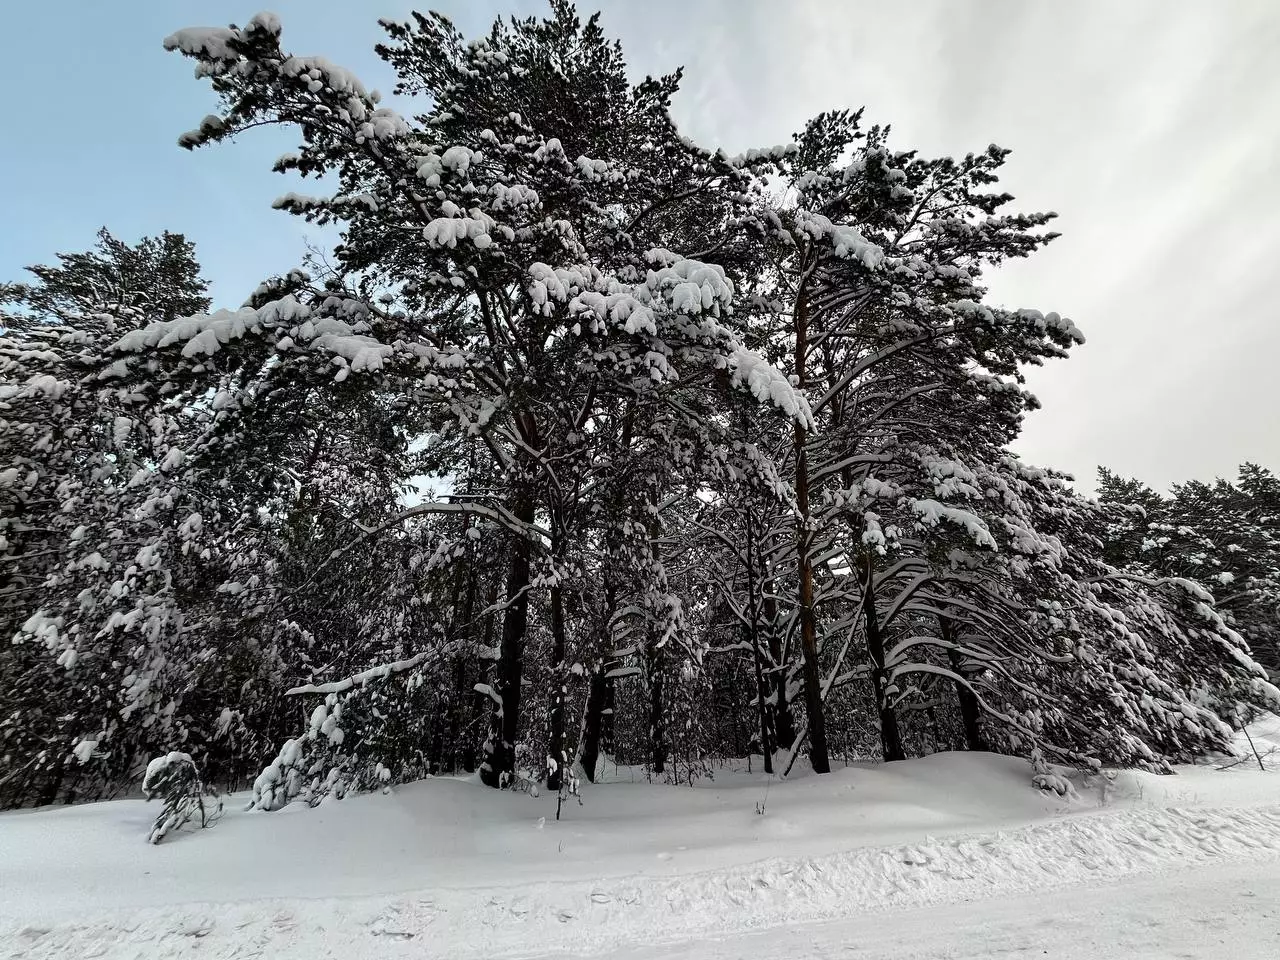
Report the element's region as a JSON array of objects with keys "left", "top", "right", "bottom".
[
  {"left": 608, "top": 862, "right": 1280, "bottom": 960},
  {"left": 3, "top": 719, "right": 1279, "bottom": 959}
]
